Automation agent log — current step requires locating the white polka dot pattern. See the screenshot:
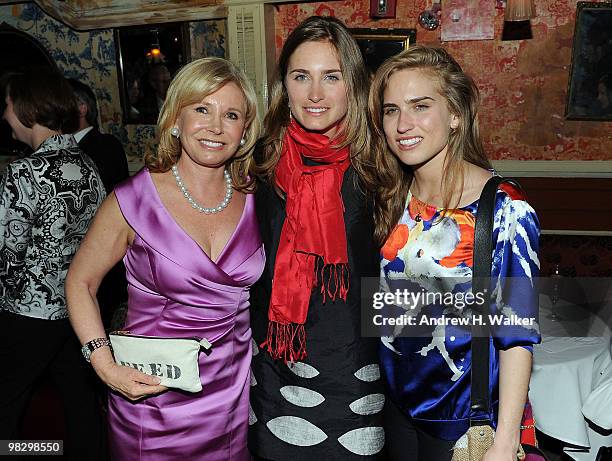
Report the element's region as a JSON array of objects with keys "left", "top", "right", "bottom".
[
  {"left": 349, "top": 393, "right": 385, "bottom": 415},
  {"left": 252, "top": 338, "right": 259, "bottom": 356},
  {"left": 249, "top": 403, "right": 257, "bottom": 425},
  {"left": 266, "top": 416, "right": 328, "bottom": 447},
  {"left": 280, "top": 386, "right": 325, "bottom": 408},
  {"left": 354, "top": 364, "right": 381, "bottom": 382},
  {"left": 286, "top": 361, "right": 320, "bottom": 378},
  {"left": 337, "top": 427, "right": 385, "bottom": 455}
]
